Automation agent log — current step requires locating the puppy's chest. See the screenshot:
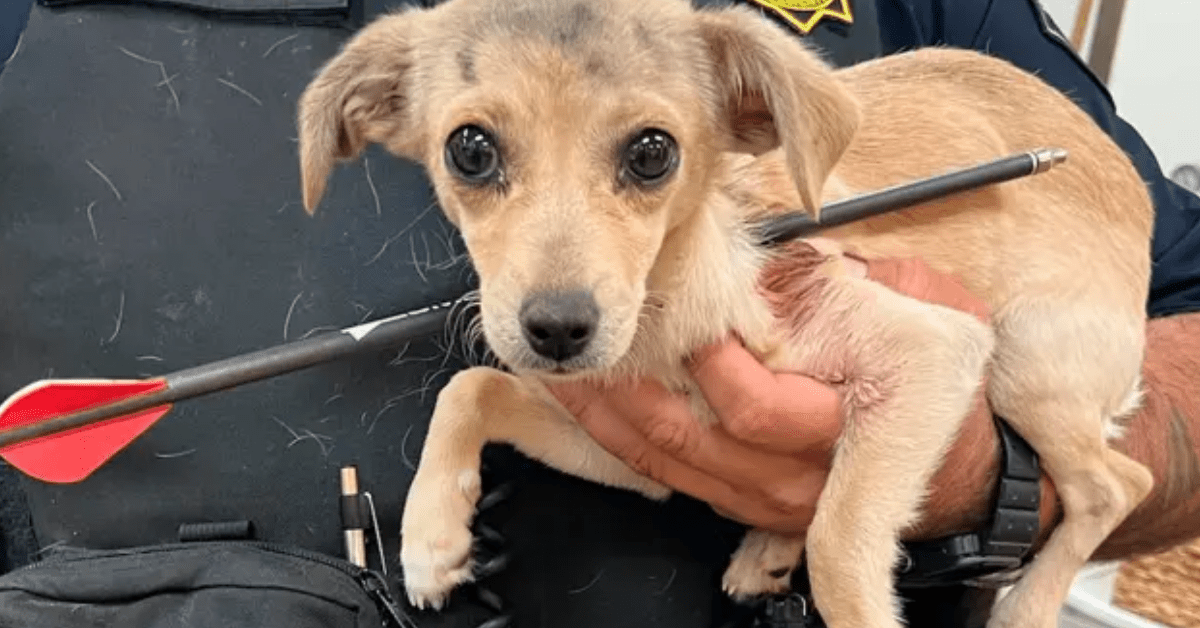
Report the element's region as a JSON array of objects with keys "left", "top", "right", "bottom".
[
  {"left": 648, "top": 304, "right": 856, "bottom": 429},
  {"left": 626, "top": 239, "right": 851, "bottom": 426}
]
